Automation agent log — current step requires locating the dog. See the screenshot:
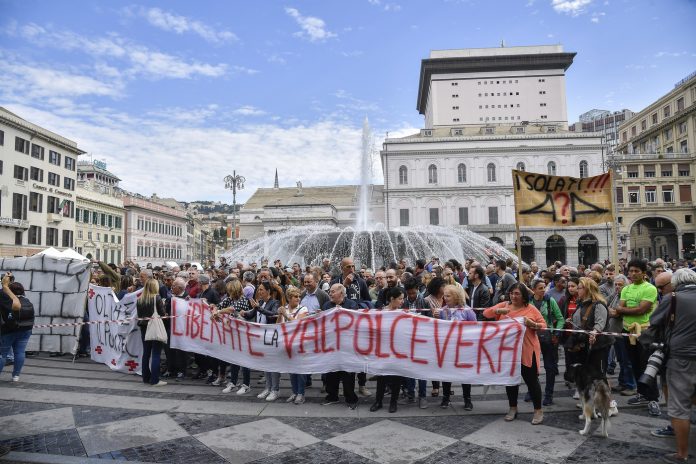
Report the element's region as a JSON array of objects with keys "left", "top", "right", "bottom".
[{"left": 564, "top": 362, "right": 612, "bottom": 438}]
